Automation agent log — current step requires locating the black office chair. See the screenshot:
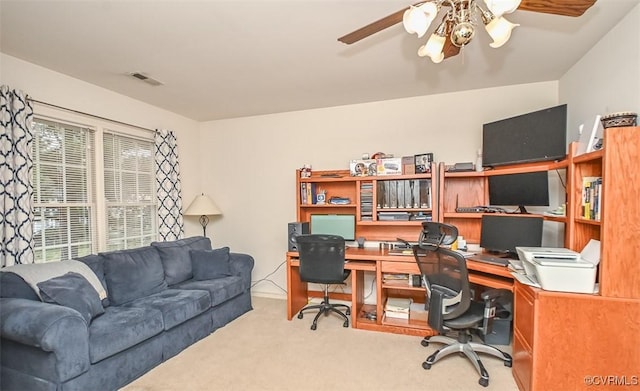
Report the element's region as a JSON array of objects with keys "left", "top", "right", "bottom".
[
  {"left": 413, "top": 222, "right": 512, "bottom": 387},
  {"left": 296, "top": 234, "right": 351, "bottom": 330}
]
